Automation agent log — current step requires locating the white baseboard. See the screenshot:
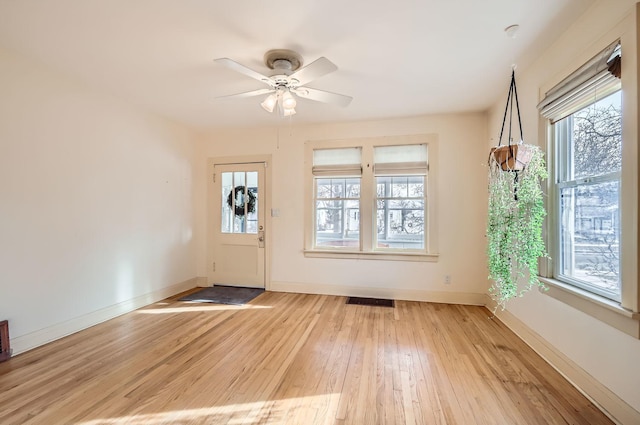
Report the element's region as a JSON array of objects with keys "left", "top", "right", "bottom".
[
  {"left": 490, "top": 295, "right": 640, "bottom": 425},
  {"left": 10, "top": 277, "right": 198, "bottom": 356},
  {"left": 270, "top": 280, "right": 487, "bottom": 306}
]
